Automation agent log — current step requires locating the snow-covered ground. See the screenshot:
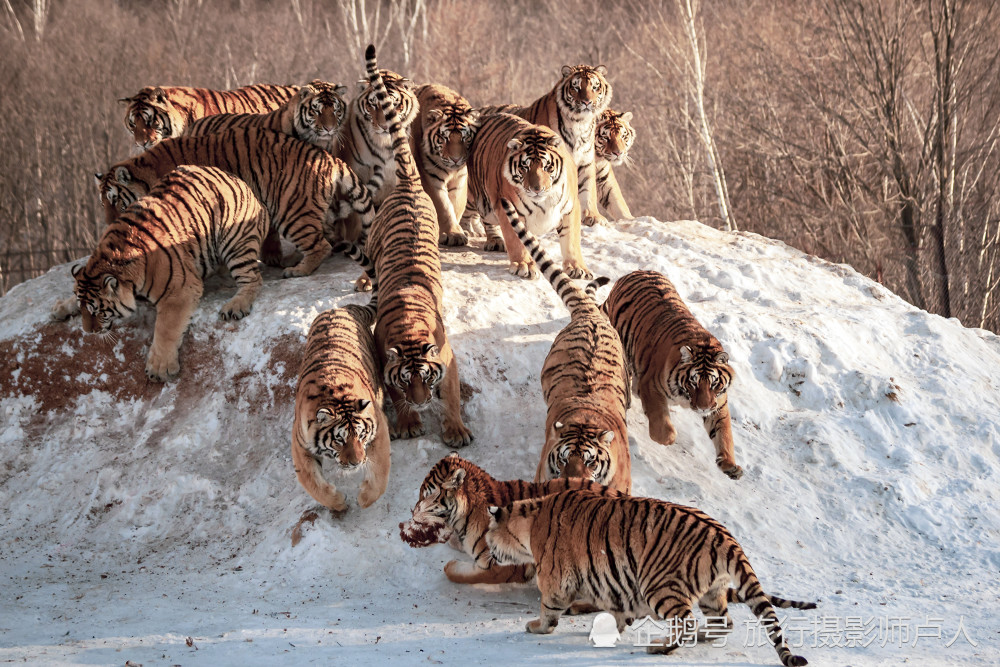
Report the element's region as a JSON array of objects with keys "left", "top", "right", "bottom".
[{"left": 0, "top": 218, "right": 997, "bottom": 666}]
